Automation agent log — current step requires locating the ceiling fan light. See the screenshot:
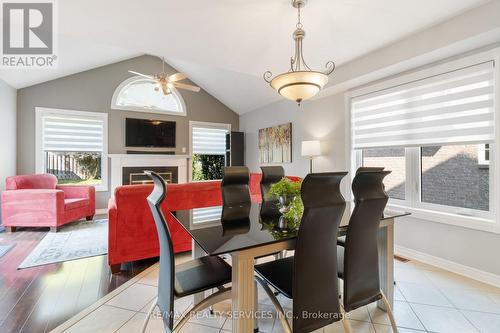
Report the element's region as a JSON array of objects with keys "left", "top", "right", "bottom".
[{"left": 270, "top": 71, "right": 328, "bottom": 102}]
